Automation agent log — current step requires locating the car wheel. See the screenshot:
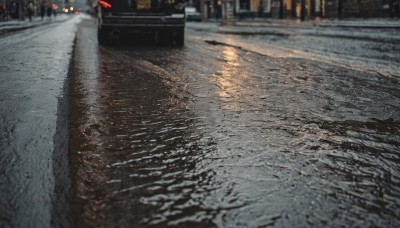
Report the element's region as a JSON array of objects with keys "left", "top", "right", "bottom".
[
  {"left": 174, "top": 28, "right": 184, "bottom": 46},
  {"left": 98, "top": 28, "right": 109, "bottom": 45}
]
